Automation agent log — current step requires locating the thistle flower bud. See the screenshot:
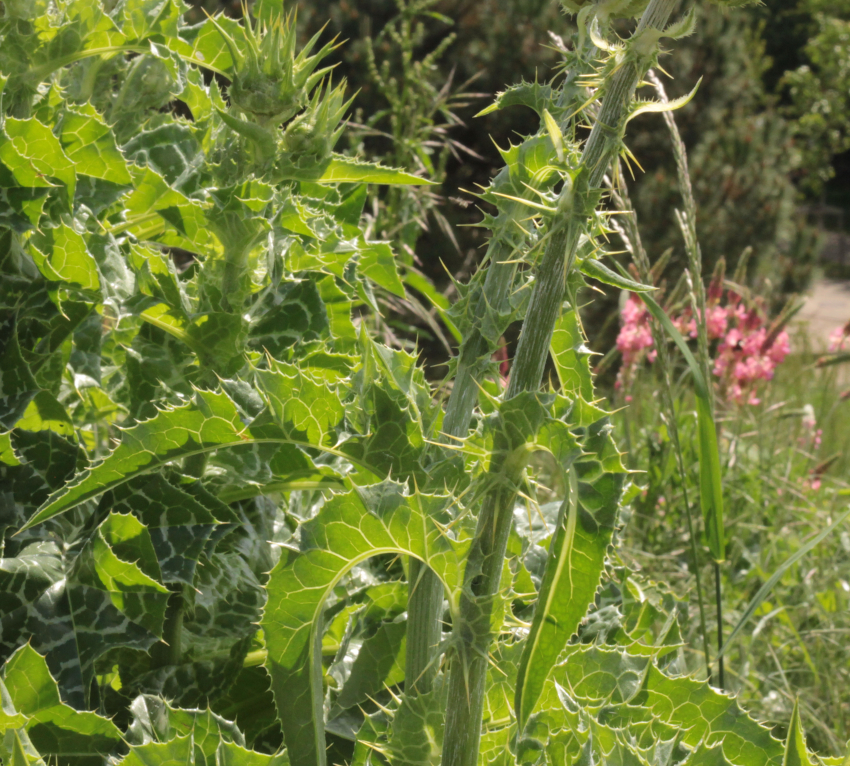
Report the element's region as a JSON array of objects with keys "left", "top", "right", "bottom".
[
  {"left": 209, "top": 8, "right": 339, "bottom": 128},
  {"left": 279, "top": 80, "right": 351, "bottom": 173}
]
